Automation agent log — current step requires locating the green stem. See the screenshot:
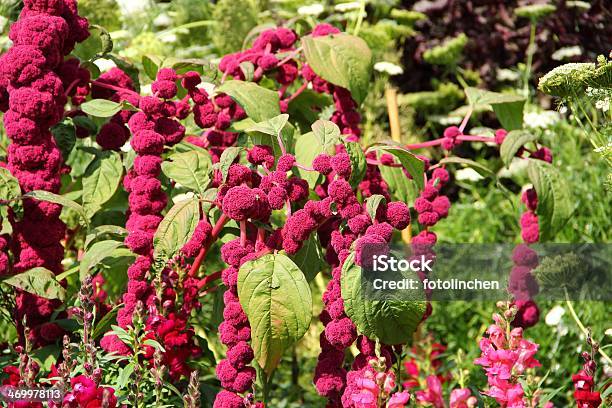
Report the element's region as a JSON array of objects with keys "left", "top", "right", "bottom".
[
  {"left": 564, "top": 287, "right": 612, "bottom": 366},
  {"left": 352, "top": 0, "right": 366, "bottom": 36},
  {"left": 156, "top": 20, "right": 215, "bottom": 38},
  {"left": 523, "top": 22, "right": 536, "bottom": 98}
]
